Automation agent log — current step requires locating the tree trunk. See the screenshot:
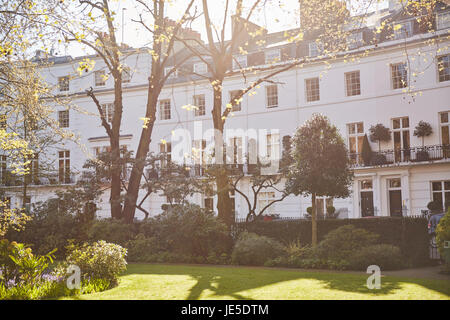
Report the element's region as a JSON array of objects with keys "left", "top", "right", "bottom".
[
  {"left": 311, "top": 192, "right": 318, "bottom": 247},
  {"left": 109, "top": 73, "right": 125, "bottom": 220},
  {"left": 122, "top": 86, "right": 159, "bottom": 224},
  {"left": 109, "top": 138, "right": 123, "bottom": 219},
  {"left": 211, "top": 81, "right": 233, "bottom": 227}
]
